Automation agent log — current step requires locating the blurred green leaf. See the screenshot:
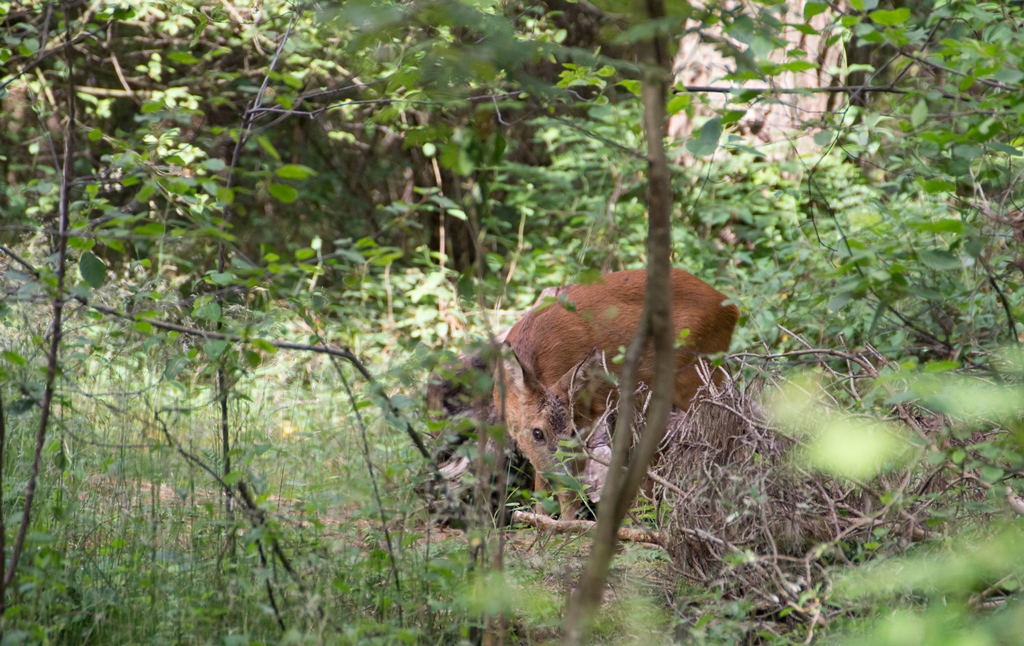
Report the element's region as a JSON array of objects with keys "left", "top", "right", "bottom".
[{"left": 79, "top": 252, "right": 106, "bottom": 288}]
